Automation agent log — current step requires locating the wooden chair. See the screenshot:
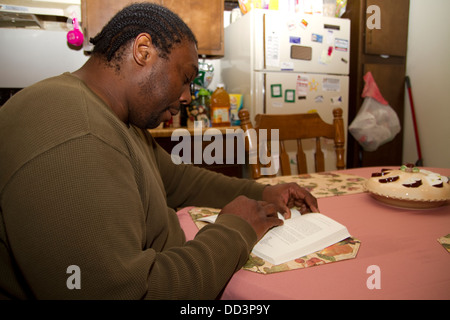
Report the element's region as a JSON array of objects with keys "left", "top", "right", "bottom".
[{"left": 238, "top": 108, "right": 345, "bottom": 179}]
